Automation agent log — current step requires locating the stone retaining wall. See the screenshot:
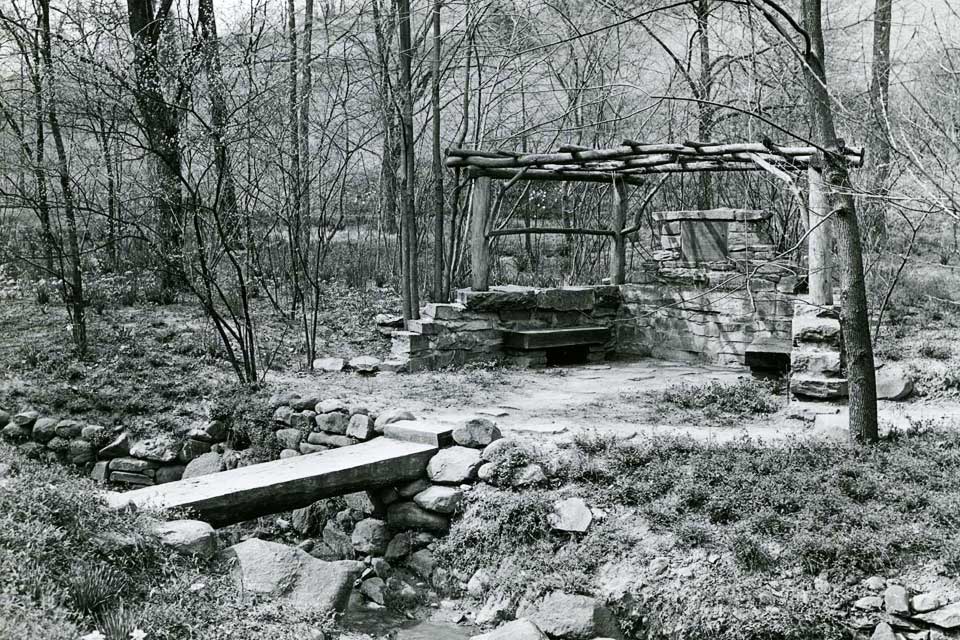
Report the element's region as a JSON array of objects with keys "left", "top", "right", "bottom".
[{"left": 390, "top": 285, "right": 621, "bottom": 371}]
